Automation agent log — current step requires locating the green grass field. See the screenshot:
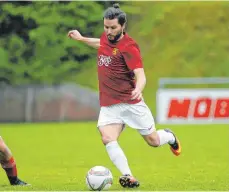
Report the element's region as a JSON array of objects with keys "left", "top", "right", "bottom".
[{"left": 0, "top": 123, "right": 228, "bottom": 191}]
